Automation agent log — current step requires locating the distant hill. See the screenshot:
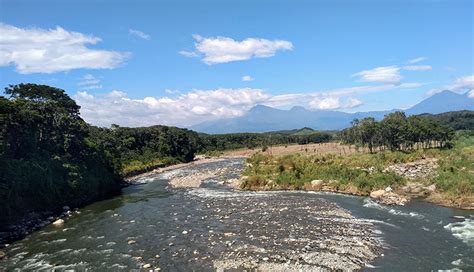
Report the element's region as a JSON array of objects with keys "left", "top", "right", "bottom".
[
  {"left": 191, "top": 90, "right": 473, "bottom": 134},
  {"left": 418, "top": 110, "right": 474, "bottom": 130}
]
